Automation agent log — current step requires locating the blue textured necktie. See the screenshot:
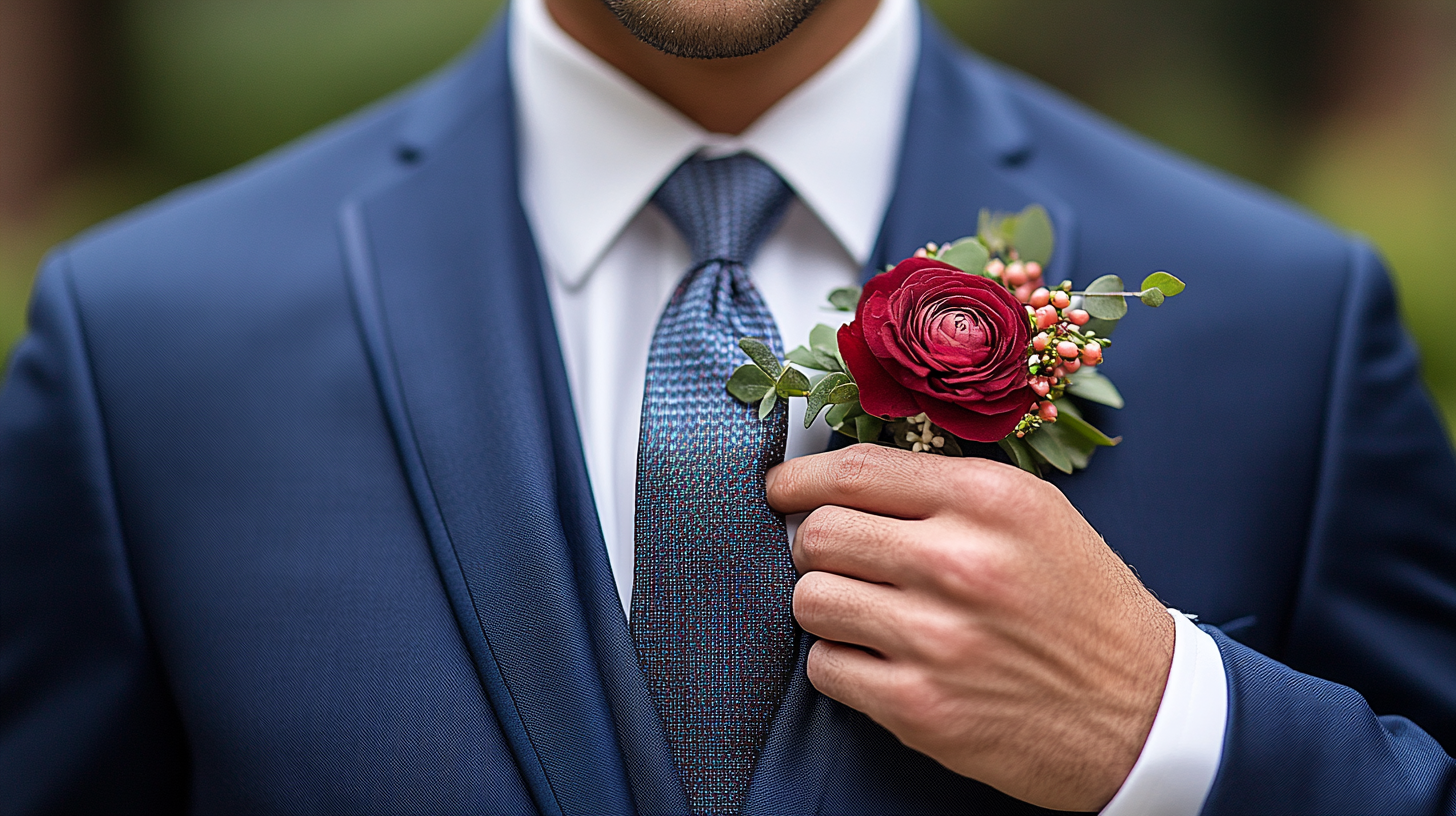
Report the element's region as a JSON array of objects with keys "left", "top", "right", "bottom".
[{"left": 632, "top": 153, "right": 797, "bottom": 816}]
